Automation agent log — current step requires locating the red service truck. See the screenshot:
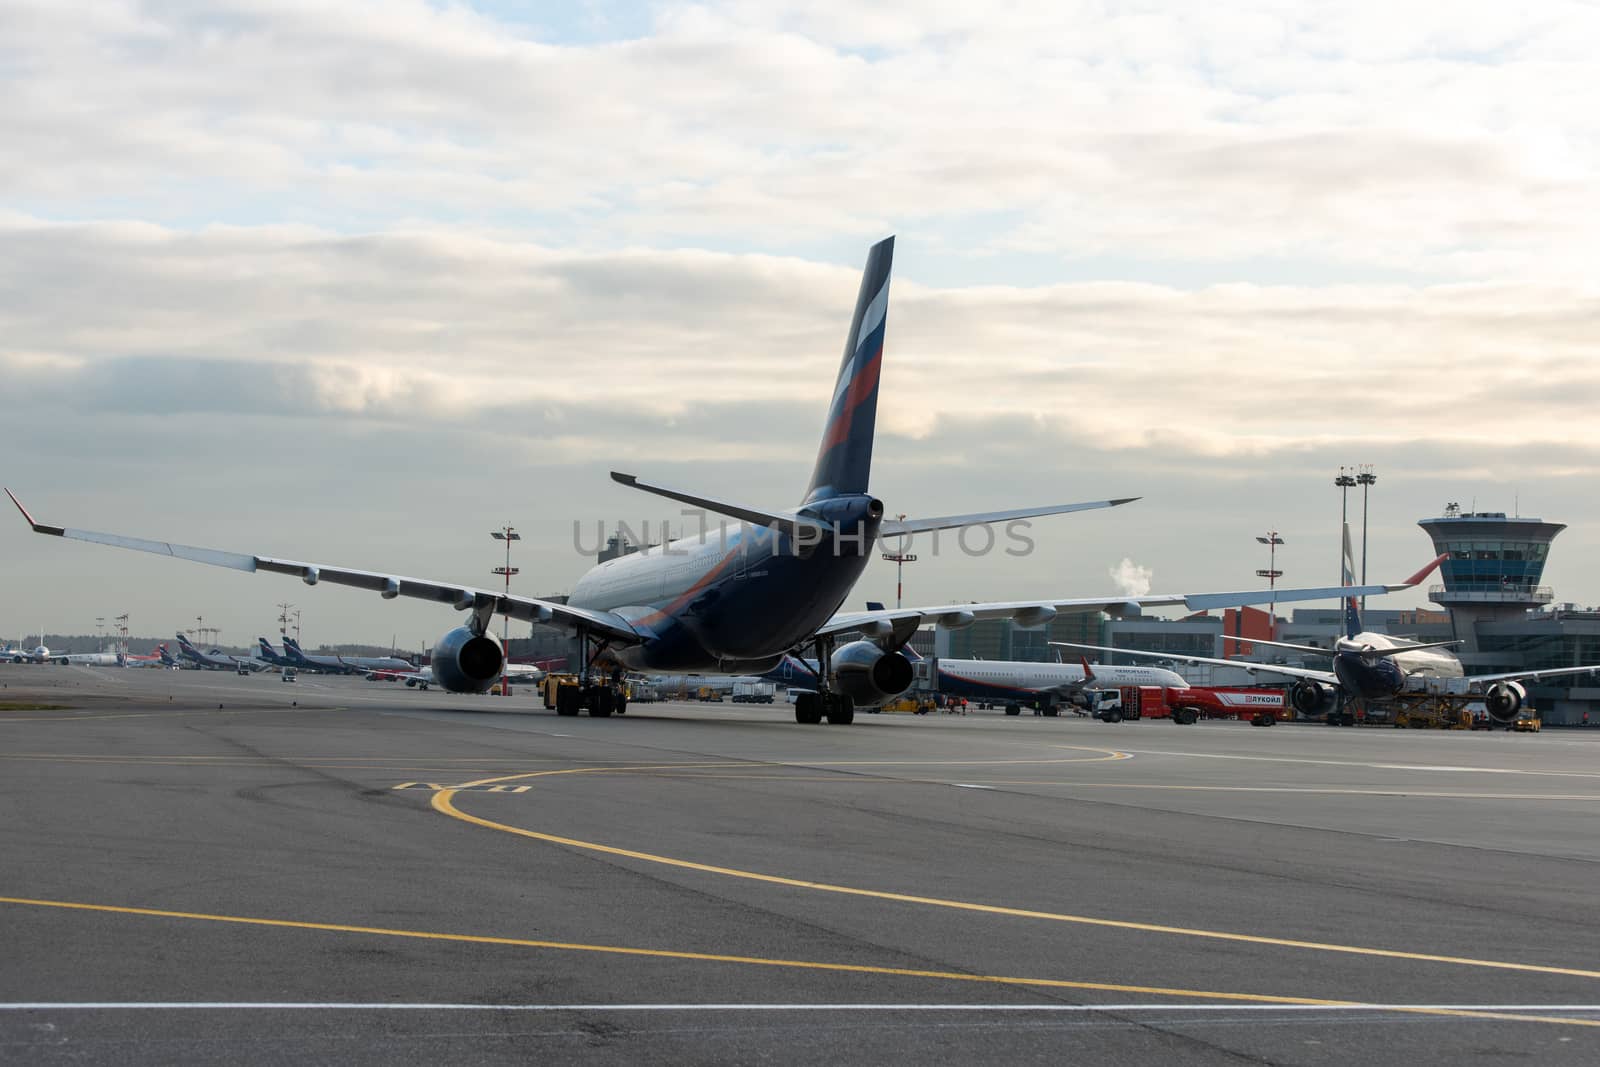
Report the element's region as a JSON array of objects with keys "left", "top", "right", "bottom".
[{"left": 1093, "top": 685, "right": 1288, "bottom": 726}]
